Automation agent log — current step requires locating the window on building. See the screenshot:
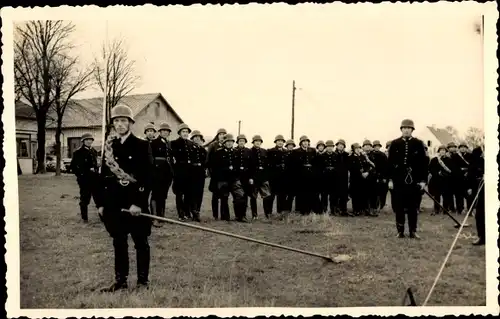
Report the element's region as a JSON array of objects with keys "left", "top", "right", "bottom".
[{"left": 16, "top": 138, "right": 30, "bottom": 158}]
